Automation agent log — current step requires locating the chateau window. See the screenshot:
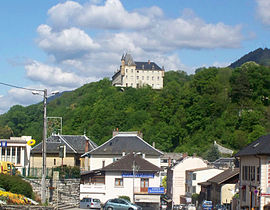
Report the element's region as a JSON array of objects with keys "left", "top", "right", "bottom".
[
  {"left": 126, "top": 83, "right": 128, "bottom": 87},
  {"left": 54, "top": 159, "right": 56, "bottom": 165},
  {"left": 131, "top": 69, "right": 133, "bottom": 73},
  {"left": 152, "top": 84, "right": 154, "bottom": 87},
  {"left": 157, "top": 76, "right": 159, "bottom": 80},
  {"left": 137, "top": 71, "right": 139, "bottom": 73},
  {"left": 137, "top": 76, "right": 139, "bottom": 79},
  {"left": 126, "top": 75, "right": 128, "bottom": 78},
  {"left": 142, "top": 65, "right": 144, "bottom": 69},
  {"left": 147, "top": 76, "right": 149, "bottom": 80},
  {"left": 131, "top": 83, "right": 133, "bottom": 86},
  {"left": 152, "top": 65, "right": 154, "bottom": 70},
  {"left": 152, "top": 76, "right": 154, "bottom": 80},
  {"left": 126, "top": 69, "right": 128, "bottom": 73},
  {"left": 142, "top": 76, "right": 144, "bottom": 80}
]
